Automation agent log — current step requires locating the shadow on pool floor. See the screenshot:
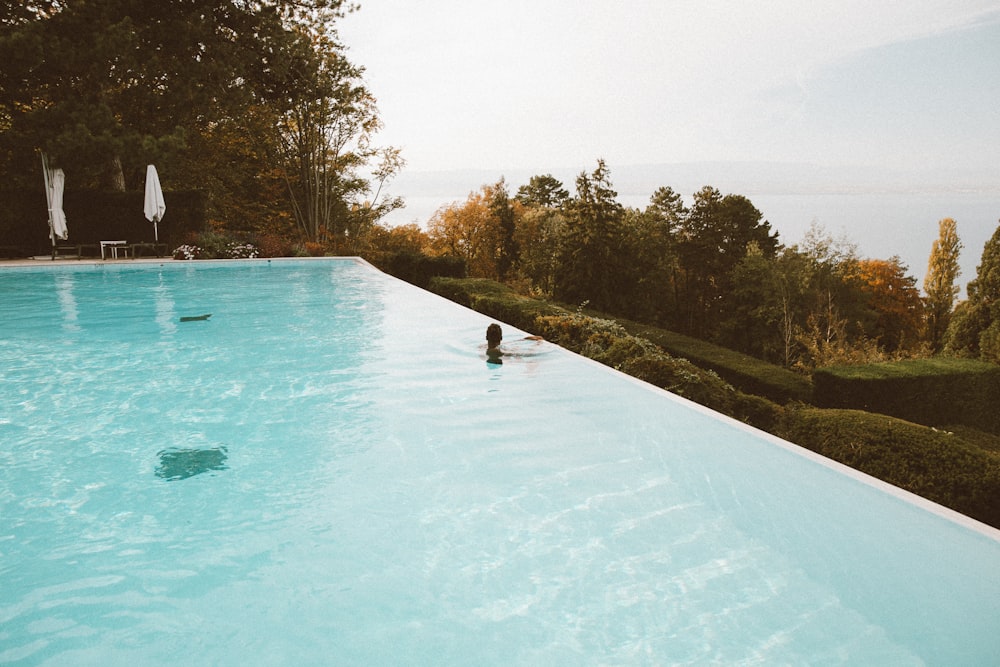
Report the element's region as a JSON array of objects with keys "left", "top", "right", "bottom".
[{"left": 155, "top": 446, "right": 228, "bottom": 481}]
